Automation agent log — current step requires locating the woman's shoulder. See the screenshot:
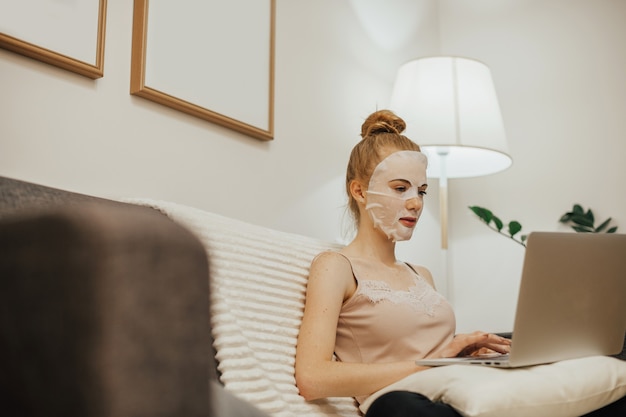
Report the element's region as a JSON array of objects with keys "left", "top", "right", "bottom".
[
  {"left": 312, "top": 250, "right": 352, "bottom": 269},
  {"left": 309, "top": 250, "right": 357, "bottom": 300}
]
